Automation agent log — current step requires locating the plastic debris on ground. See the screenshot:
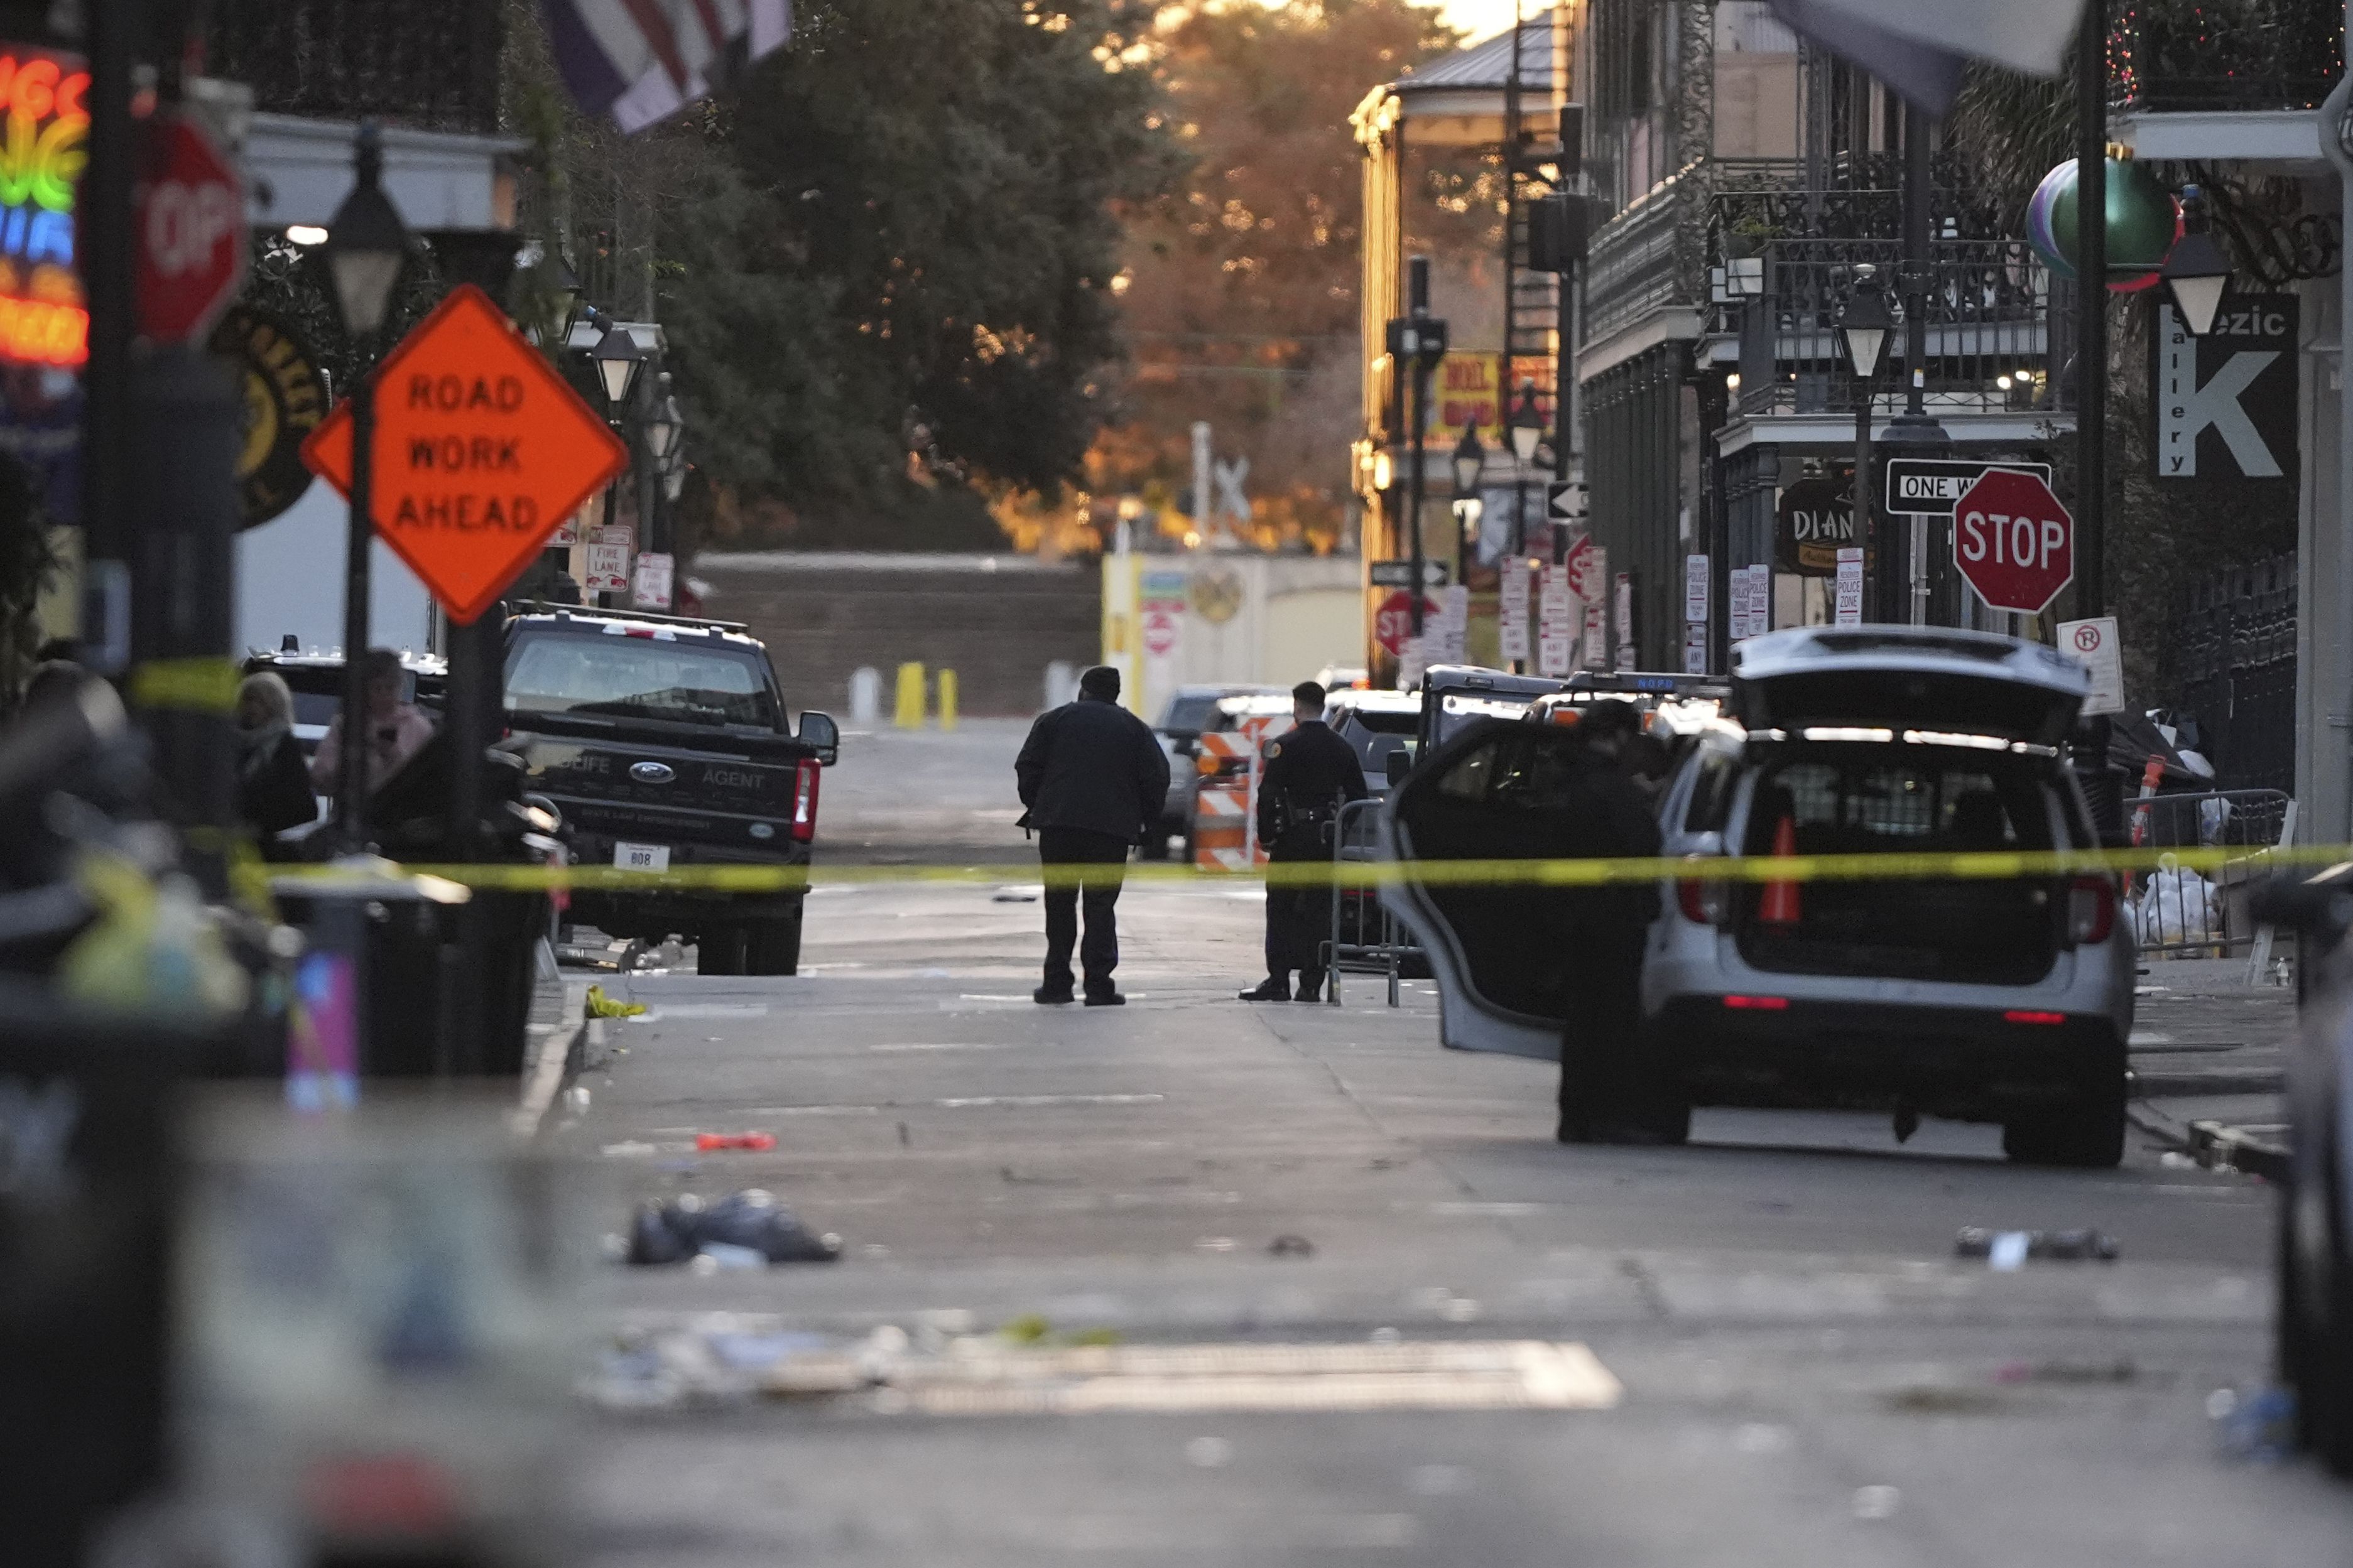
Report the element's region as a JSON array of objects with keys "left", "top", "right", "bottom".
[
  {"left": 623, "top": 1190, "right": 842, "bottom": 1267},
  {"left": 1954, "top": 1227, "right": 2120, "bottom": 1267},
  {"left": 695, "top": 1131, "right": 778, "bottom": 1152},
  {"left": 585, "top": 985, "right": 648, "bottom": 1019},
  {"left": 2209, "top": 1385, "right": 2298, "bottom": 1461}
]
